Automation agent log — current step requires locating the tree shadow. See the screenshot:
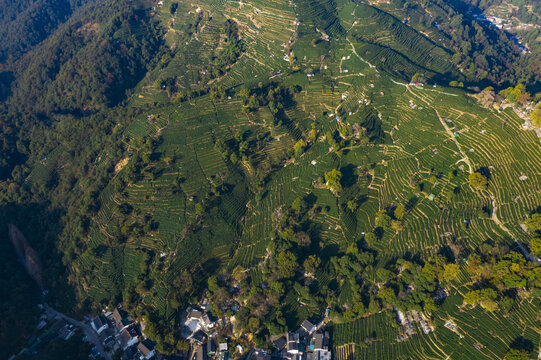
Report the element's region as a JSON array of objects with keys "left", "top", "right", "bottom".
[
  {"left": 510, "top": 336, "right": 534, "bottom": 352},
  {"left": 340, "top": 164, "right": 357, "bottom": 188}
]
